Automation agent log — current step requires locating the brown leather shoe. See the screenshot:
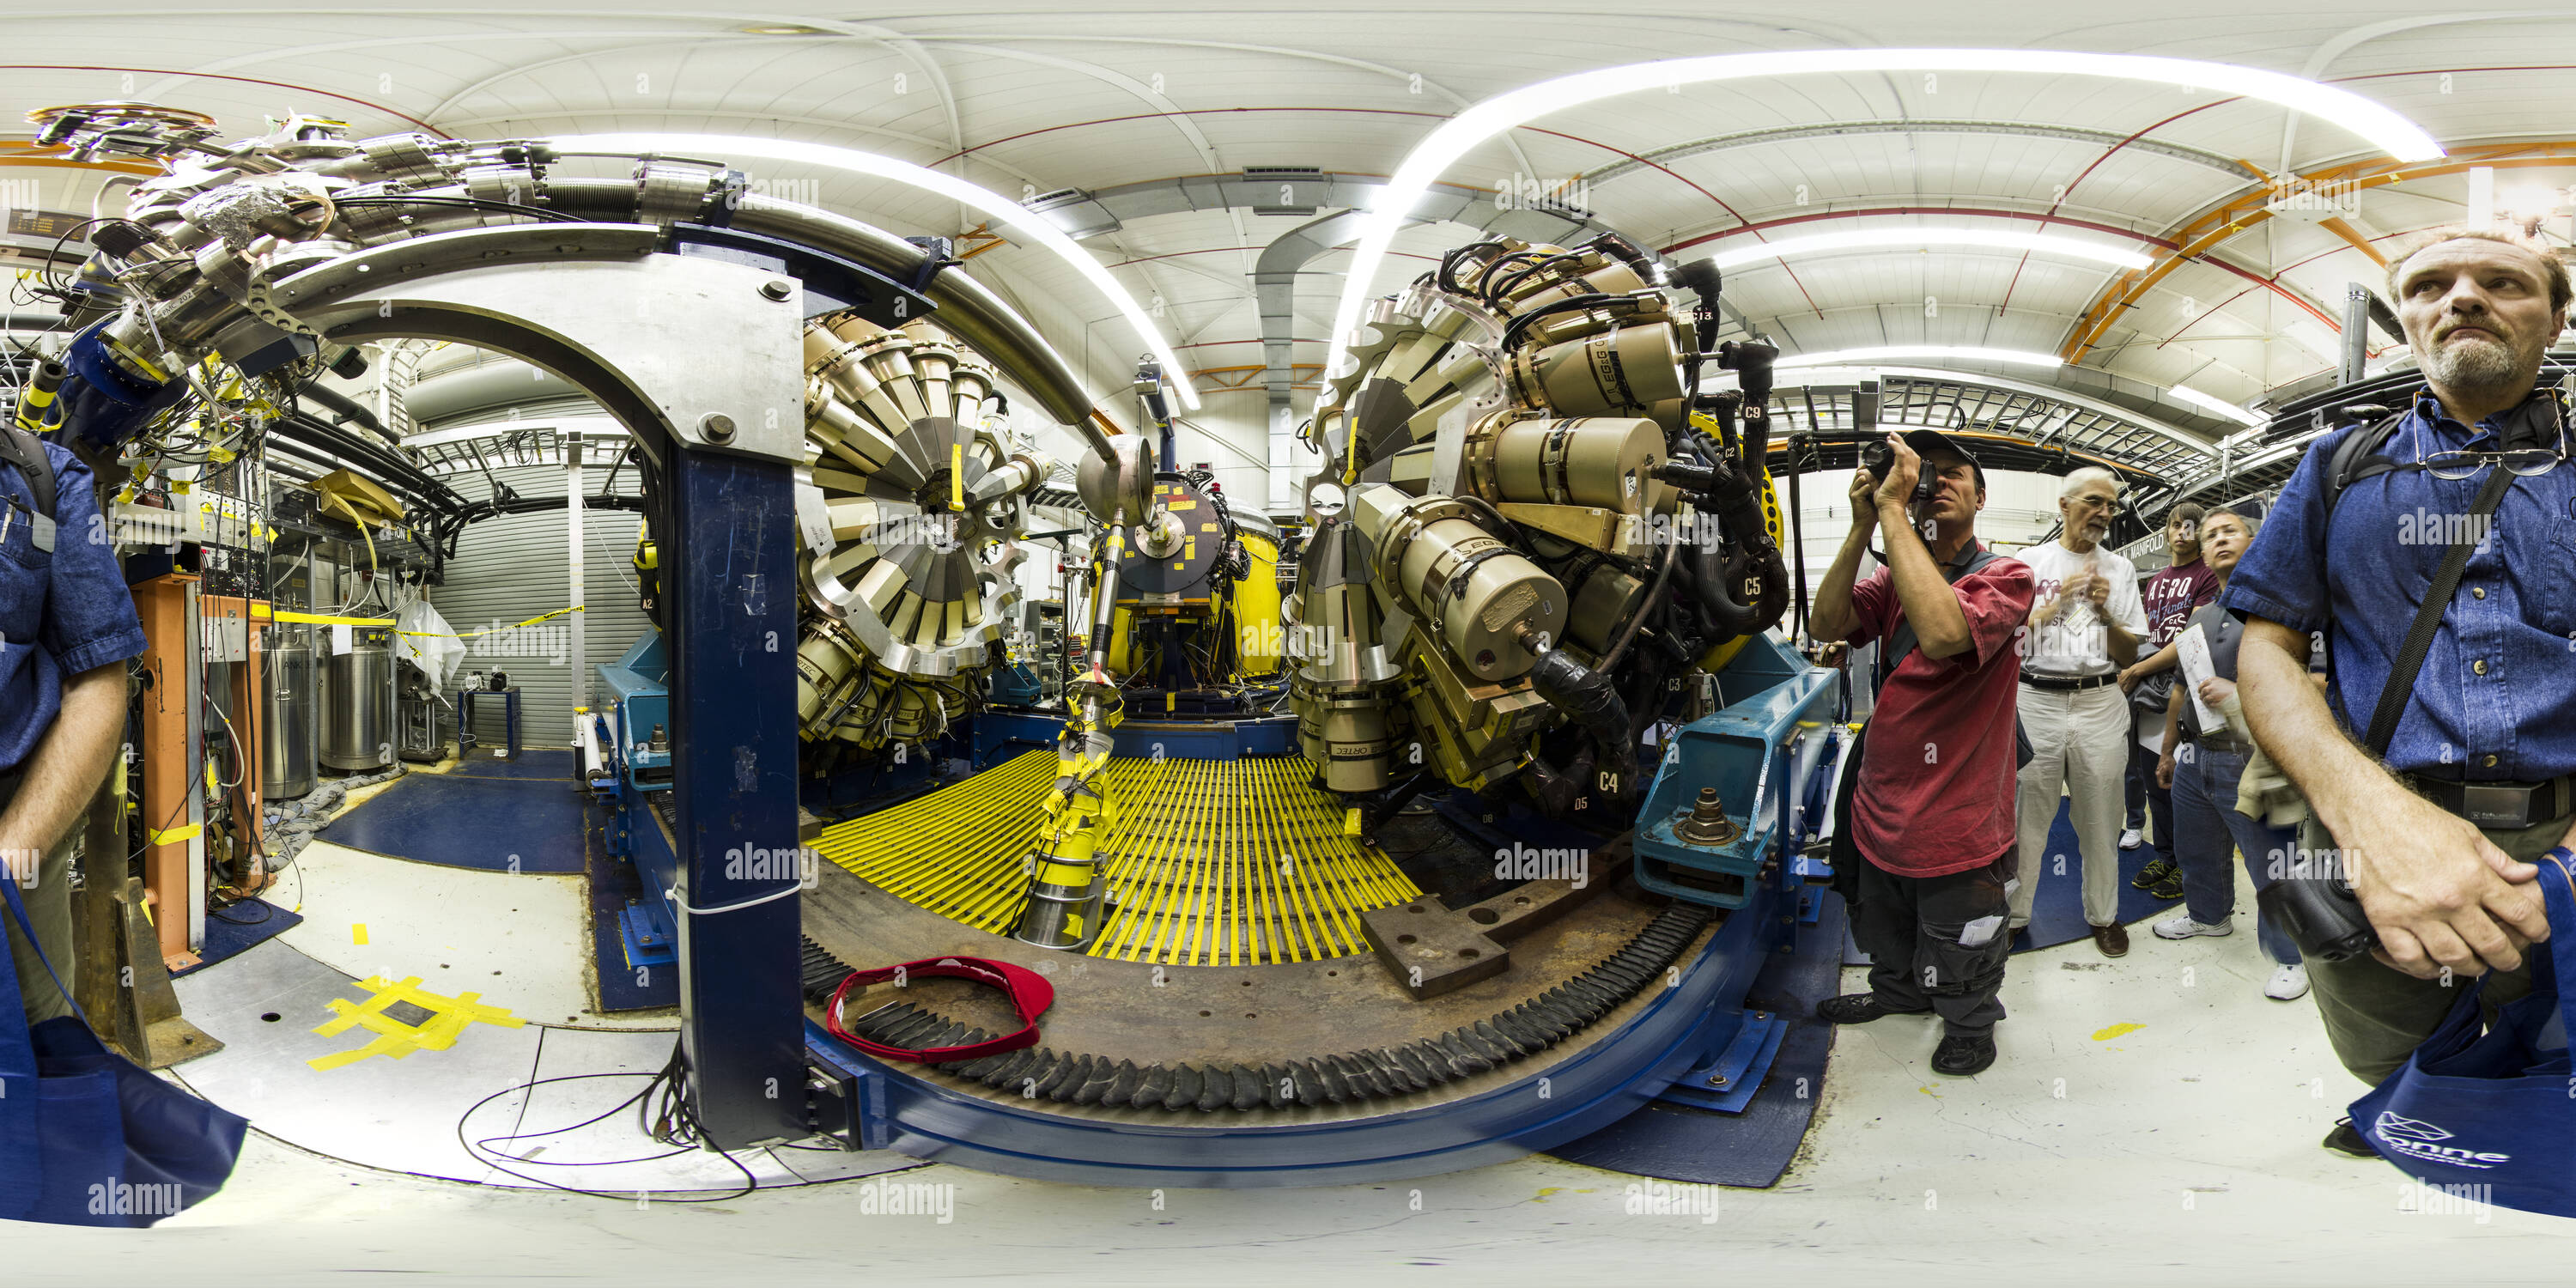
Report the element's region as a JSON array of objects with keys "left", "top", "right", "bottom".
[{"left": 2092, "top": 922, "right": 2129, "bottom": 957}]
